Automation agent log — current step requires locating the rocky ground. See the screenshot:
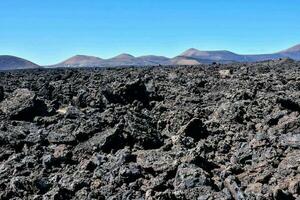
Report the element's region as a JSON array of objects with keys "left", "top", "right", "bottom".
[{"left": 0, "top": 59, "right": 300, "bottom": 199}]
